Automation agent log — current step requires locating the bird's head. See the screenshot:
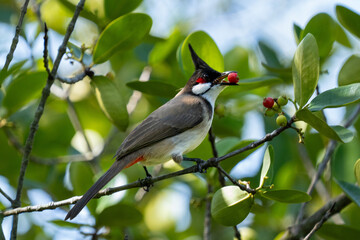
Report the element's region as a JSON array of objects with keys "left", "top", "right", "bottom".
[{"left": 182, "top": 44, "right": 238, "bottom": 99}]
